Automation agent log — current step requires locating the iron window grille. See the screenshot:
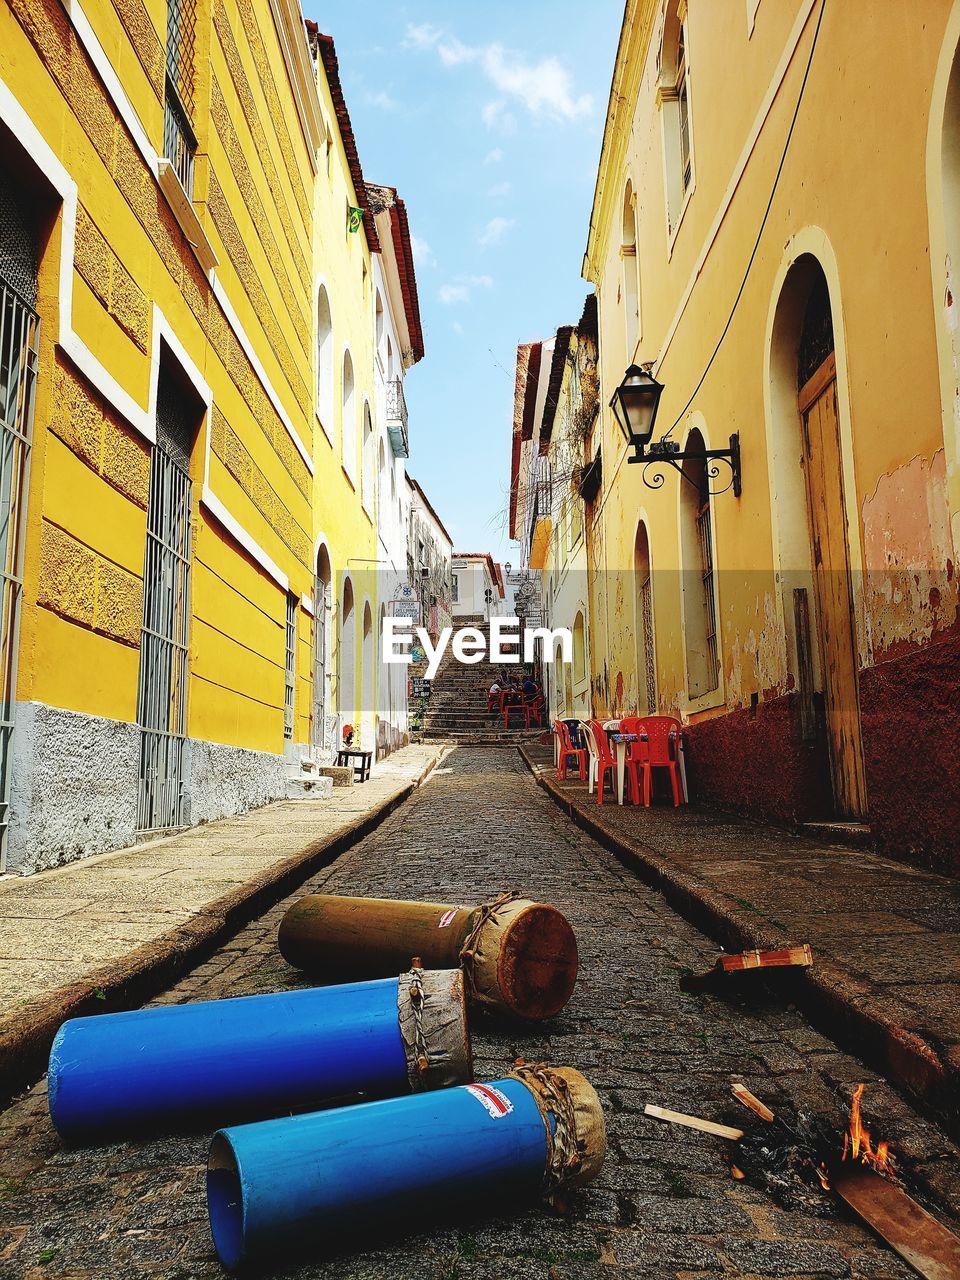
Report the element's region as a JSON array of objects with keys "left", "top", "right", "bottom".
[
  {"left": 137, "top": 369, "right": 194, "bottom": 834},
  {"left": 639, "top": 571, "right": 656, "bottom": 713},
  {"left": 284, "top": 592, "right": 297, "bottom": 740},
  {"left": 677, "top": 30, "right": 692, "bottom": 194},
  {"left": 0, "top": 282, "right": 38, "bottom": 867},
  {"left": 164, "top": 0, "right": 197, "bottom": 196}
]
